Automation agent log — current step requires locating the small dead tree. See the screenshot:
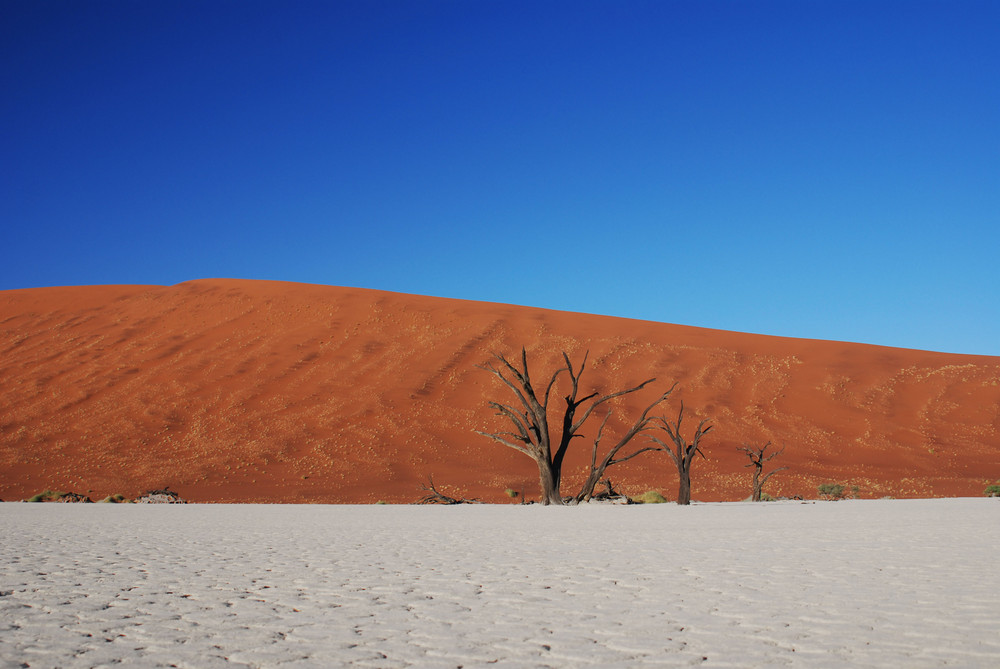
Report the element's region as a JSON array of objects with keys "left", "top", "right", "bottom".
[
  {"left": 738, "top": 442, "right": 787, "bottom": 502},
  {"left": 476, "top": 349, "right": 674, "bottom": 505},
  {"left": 416, "top": 476, "right": 479, "bottom": 505},
  {"left": 650, "top": 403, "right": 712, "bottom": 505}
]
